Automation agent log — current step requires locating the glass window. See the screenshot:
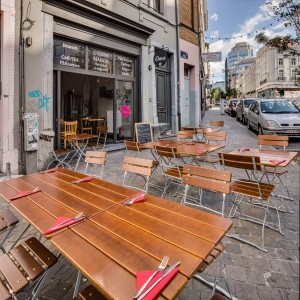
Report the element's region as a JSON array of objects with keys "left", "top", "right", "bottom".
[
  {"left": 115, "top": 54, "right": 135, "bottom": 77},
  {"left": 291, "top": 58, "right": 296, "bottom": 66},
  {"left": 53, "top": 39, "right": 85, "bottom": 69},
  {"left": 278, "top": 70, "right": 284, "bottom": 79},
  {"left": 143, "top": 0, "right": 163, "bottom": 13},
  {"left": 278, "top": 58, "right": 284, "bottom": 65},
  {"left": 88, "top": 47, "right": 113, "bottom": 74}
]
